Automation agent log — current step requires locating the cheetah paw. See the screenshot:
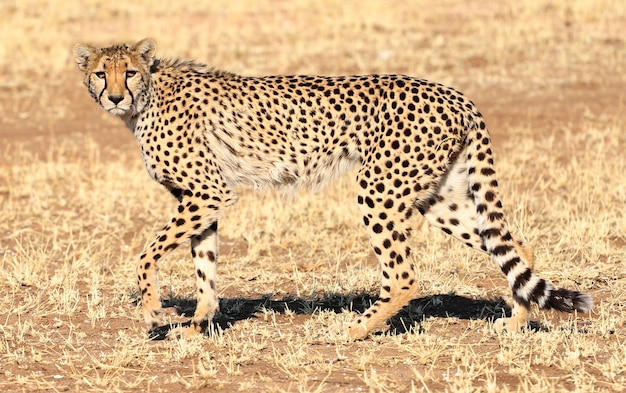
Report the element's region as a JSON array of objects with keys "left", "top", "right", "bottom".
[
  {"left": 328, "top": 320, "right": 369, "bottom": 341},
  {"left": 143, "top": 307, "right": 166, "bottom": 329},
  {"left": 166, "top": 319, "right": 210, "bottom": 340},
  {"left": 167, "top": 325, "right": 199, "bottom": 340},
  {"left": 346, "top": 320, "right": 370, "bottom": 341},
  {"left": 492, "top": 316, "right": 528, "bottom": 334}
]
